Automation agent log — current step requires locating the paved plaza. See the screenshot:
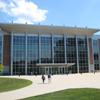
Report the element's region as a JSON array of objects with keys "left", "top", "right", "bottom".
[{"left": 0, "top": 73, "right": 100, "bottom": 100}]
